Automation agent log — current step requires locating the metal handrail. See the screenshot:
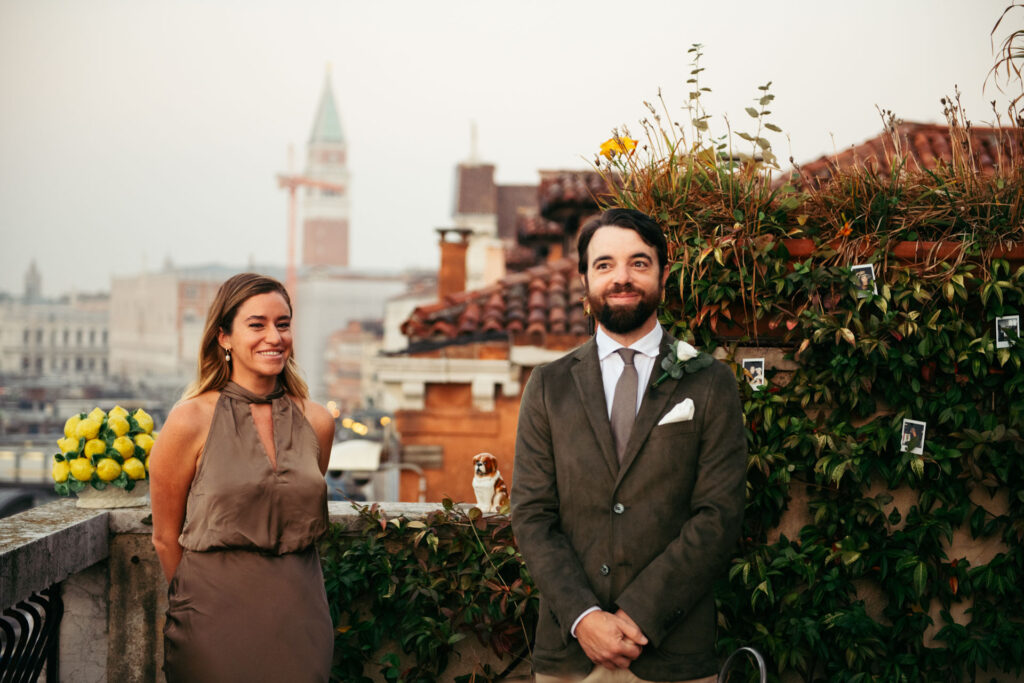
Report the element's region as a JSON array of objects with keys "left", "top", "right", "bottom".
[{"left": 718, "top": 646, "right": 767, "bottom": 683}]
